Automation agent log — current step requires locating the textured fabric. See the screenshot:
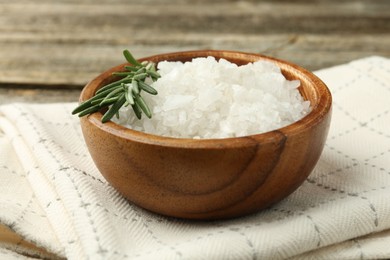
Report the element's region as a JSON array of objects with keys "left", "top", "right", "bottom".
[{"left": 0, "top": 56, "right": 389, "bottom": 259}]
